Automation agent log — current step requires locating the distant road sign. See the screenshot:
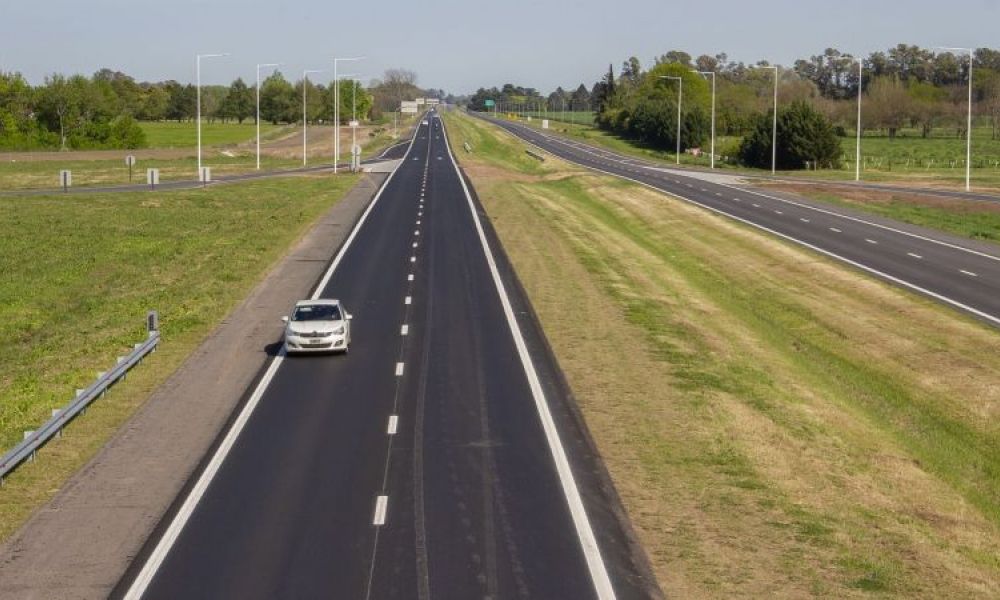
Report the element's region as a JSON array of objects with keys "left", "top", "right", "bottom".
[
  {"left": 125, "top": 155, "right": 136, "bottom": 167},
  {"left": 349, "top": 120, "right": 359, "bottom": 128},
  {"left": 484, "top": 99, "right": 495, "bottom": 107}
]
